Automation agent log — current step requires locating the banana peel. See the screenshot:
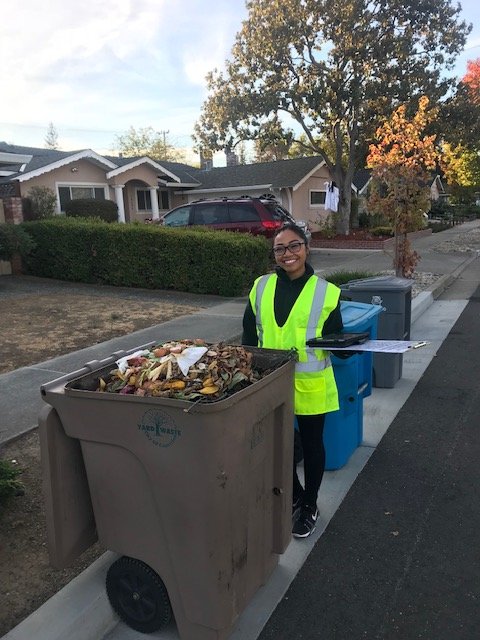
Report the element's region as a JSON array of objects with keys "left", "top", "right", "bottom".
[{"left": 200, "top": 385, "right": 220, "bottom": 395}]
